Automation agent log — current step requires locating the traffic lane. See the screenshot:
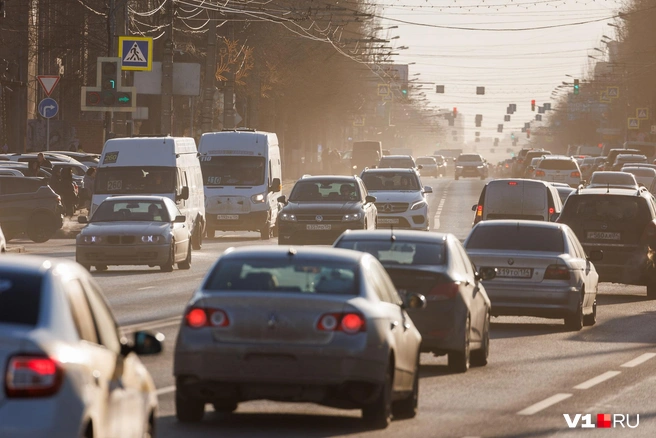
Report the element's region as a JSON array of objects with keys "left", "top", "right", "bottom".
[{"left": 434, "top": 178, "right": 486, "bottom": 239}]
